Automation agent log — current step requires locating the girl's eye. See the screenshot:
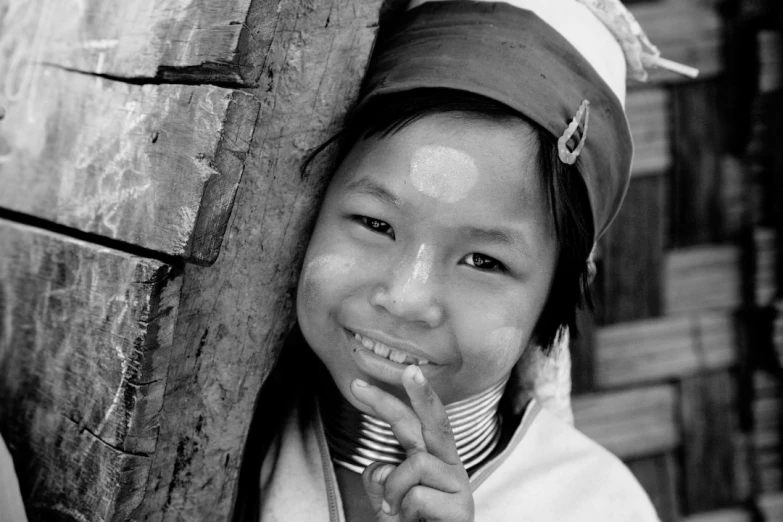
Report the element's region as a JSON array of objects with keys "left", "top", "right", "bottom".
[
  {"left": 358, "top": 216, "right": 395, "bottom": 239},
  {"left": 463, "top": 253, "right": 504, "bottom": 272}
]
